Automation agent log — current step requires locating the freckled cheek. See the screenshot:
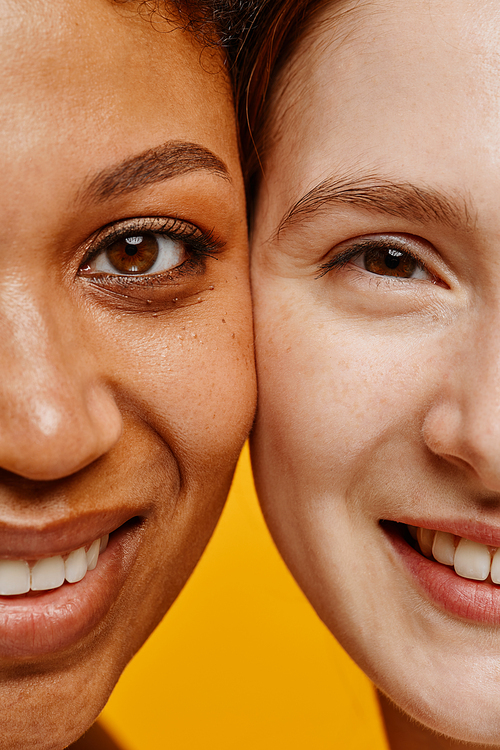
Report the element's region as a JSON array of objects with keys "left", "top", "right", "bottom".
[{"left": 100, "top": 313, "right": 256, "bottom": 458}]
